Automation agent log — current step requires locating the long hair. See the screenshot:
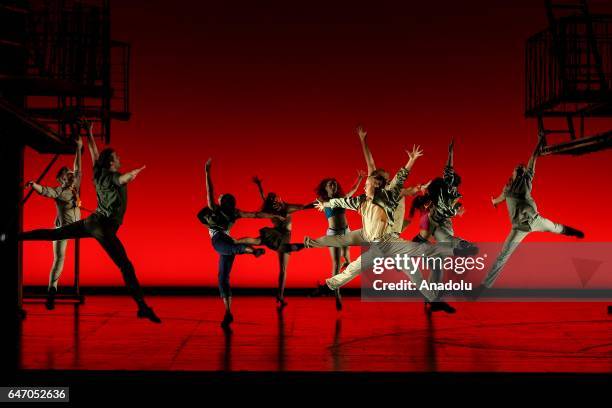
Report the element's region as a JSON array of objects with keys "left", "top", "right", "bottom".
[
  {"left": 315, "top": 178, "right": 344, "bottom": 201},
  {"left": 409, "top": 194, "right": 431, "bottom": 218},
  {"left": 95, "top": 148, "right": 116, "bottom": 171}
]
